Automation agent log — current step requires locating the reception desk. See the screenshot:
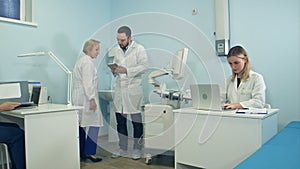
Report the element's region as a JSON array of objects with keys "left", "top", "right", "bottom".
[
  {"left": 0, "top": 104, "right": 82, "bottom": 169},
  {"left": 173, "top": 108, "right": 279, "bottom": 169}
]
